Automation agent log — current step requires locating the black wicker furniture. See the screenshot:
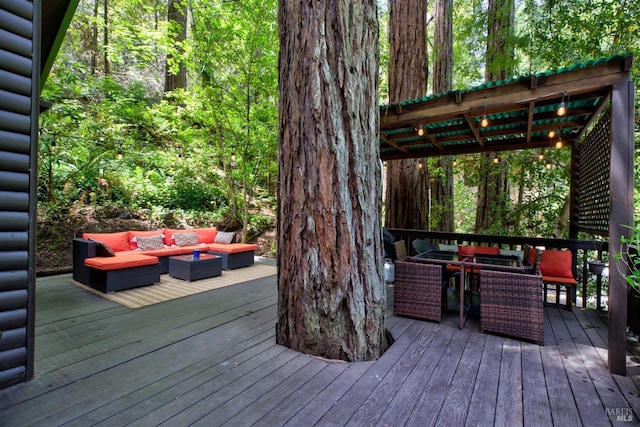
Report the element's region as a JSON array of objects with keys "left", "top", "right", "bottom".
[
  {"left": 394, "top": 260, "right": 445, "bottom": 323},
  {"left": 169, "top": 253, "right": 222, "bottom": 282},
  {"left": 479, "top": 269, "right": 544, "bottom": 344},
  {"left": 80, "top": 252, "right": 162, "bottom": 293}
]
